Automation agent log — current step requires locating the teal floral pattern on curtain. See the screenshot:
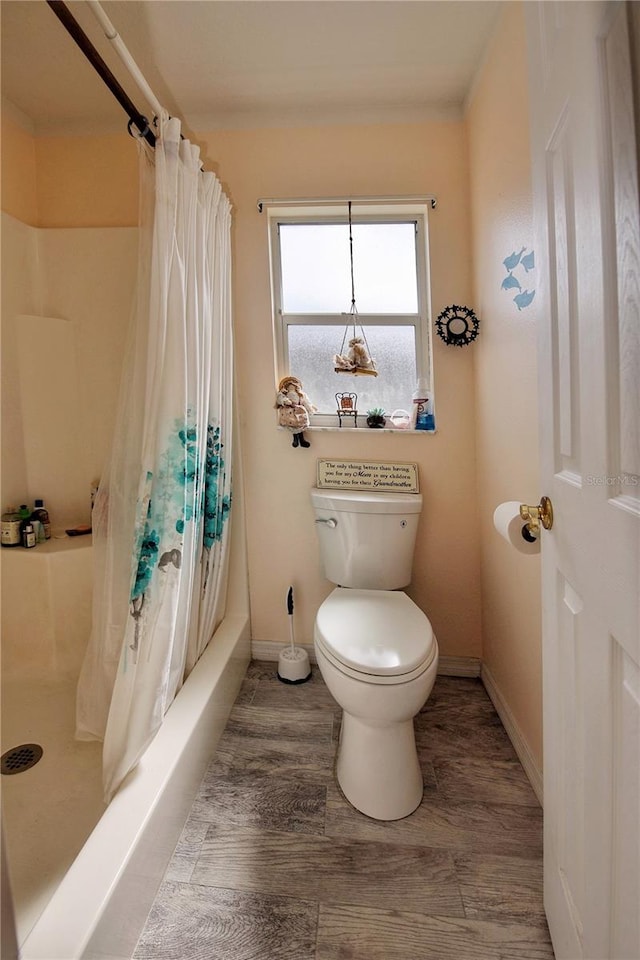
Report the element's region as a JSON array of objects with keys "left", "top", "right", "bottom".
[
  {"left": 203, "top": 424, "right": 231, "bottom": 549},
  {"left": 129, "top": 413, "right": 231, "bottom": 652}
]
